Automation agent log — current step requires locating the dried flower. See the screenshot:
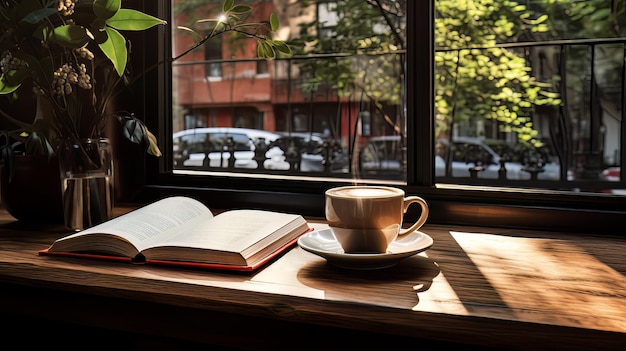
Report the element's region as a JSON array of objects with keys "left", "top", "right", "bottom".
[
  {"left": 76, "top": 64, "right": 92, "bottom": 90},
  {"left": 75, "top": 47, "right": 94, "bottom": 61},
  {"left": 0, "top": 51, "right": 28, "bottom": 74},
  {"left": 57, "top": 0, "right": 76, "bottom": 17}
]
